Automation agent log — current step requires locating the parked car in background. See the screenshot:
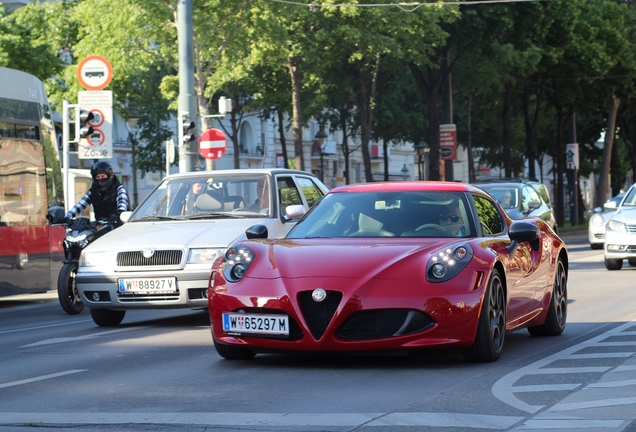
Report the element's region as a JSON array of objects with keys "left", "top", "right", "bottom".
[
  {"left": 474, "top": 179, "right": 558, "bottom": 233},
  {"left": 75, "top": 169, "right": 329, "bottom": 326},
  {"left": 604, "top": 183, "right": 636, "bottom": 270},
  {"left": 209, "top": 181, "right": 568, "bottom": 363},
  {"left": 588, "top": 192, "right": 625, "bottom": 250}
]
